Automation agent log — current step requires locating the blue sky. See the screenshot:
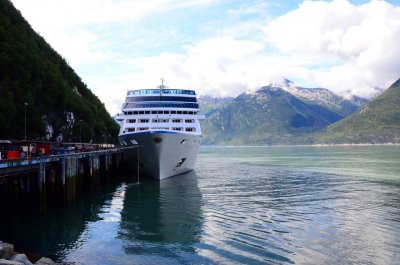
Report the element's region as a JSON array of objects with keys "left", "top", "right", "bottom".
[{"left": 10, "top": 0, "right": 400, "bottom": 114}]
